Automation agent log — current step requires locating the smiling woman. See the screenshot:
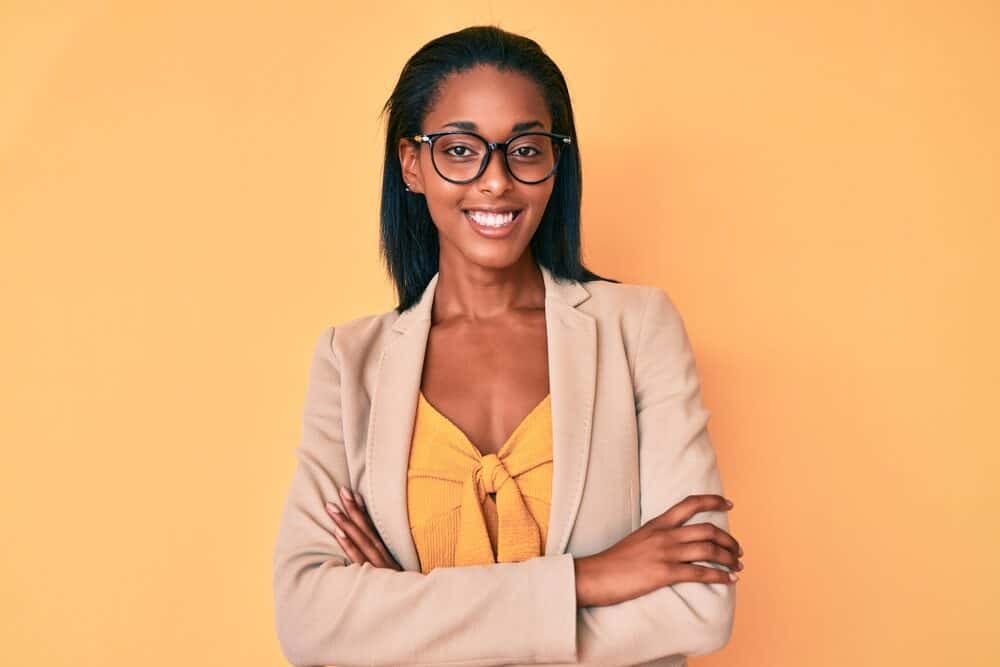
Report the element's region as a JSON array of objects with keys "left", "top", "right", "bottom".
[{"left": 272, "top": 24, "right": 739, "bottom": 667}]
